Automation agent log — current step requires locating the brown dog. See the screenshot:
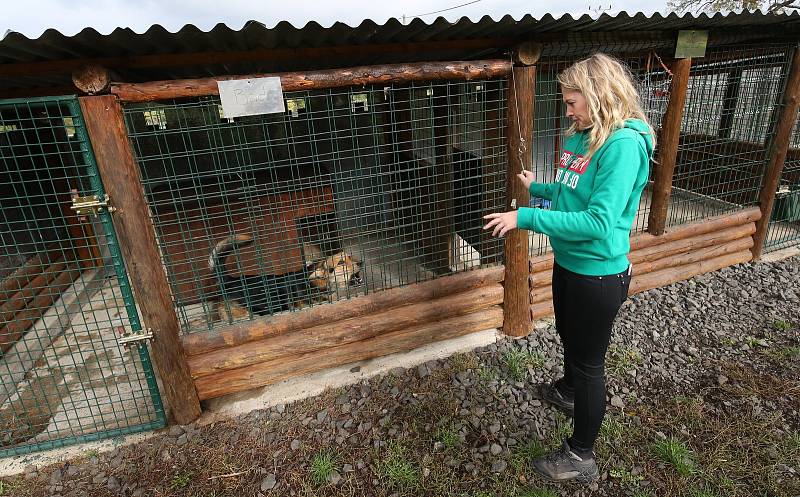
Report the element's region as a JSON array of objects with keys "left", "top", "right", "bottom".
[{"left": 209, "top": 234, "right": 364, "bottom": 322}]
